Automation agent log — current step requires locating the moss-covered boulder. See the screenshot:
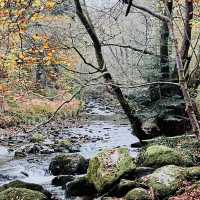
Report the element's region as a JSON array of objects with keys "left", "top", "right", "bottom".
[
  {"left": 87, "top": 148, "right": 136, "bottom": 193},
  {"left": 125, "top": 188, "right": 150, "bottom": 200},
  {"left": 49, "top": 154, "right": 88, "bottom": 175},
  {"left": 0, "top": 188, "right": 46, "bottom": 200},
  {"left": 107, "top": 179, "right": 147, "bottom": 197},
  {"left": 65, "top": 176, "right": 97, "bottom": 197},
  {"left": 140, "top": 145, "right": 183, "bottom": 167},
  {"left": 143, "top": 165, "right": 187, "bottom": 198},
  {"left": 30, "top": 133, "right": 45, "bottom": 143},
  {"left": 0, "top": 180, "right": 51, "bottom": 199}
]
